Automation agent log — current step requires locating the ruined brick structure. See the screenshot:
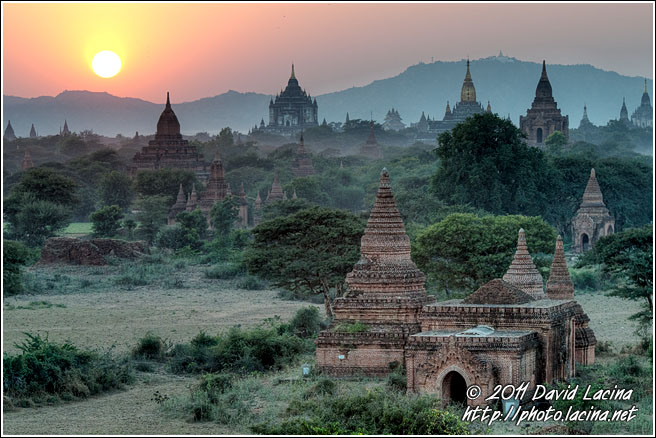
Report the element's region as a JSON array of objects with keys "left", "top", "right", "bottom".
[
  {"left": 129, "top": 93, "right": 208, "bottom": 179},
  {"left": 266, "top": 172, "right": 285, "bottom": 204},
  {"left": 199, "top": 152, "right": 230, "bottom": 216},
  {"left": 316, "top": 170, "right": 596, "bottom": 406},
  {"left": 520, "top": 61, "right": 569, "bottom": 148},
  {"left": 292, "top": 134, "right": 316, "bottom": 177},
  {"left": 168, "top": 184, "right": 187, "bottom": 225},
  {"left": 359, "top": 122, "right": 383, "bottom": 159},
  {"left": 571, "top": 168, "right": 614, "bottom": 252}
]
